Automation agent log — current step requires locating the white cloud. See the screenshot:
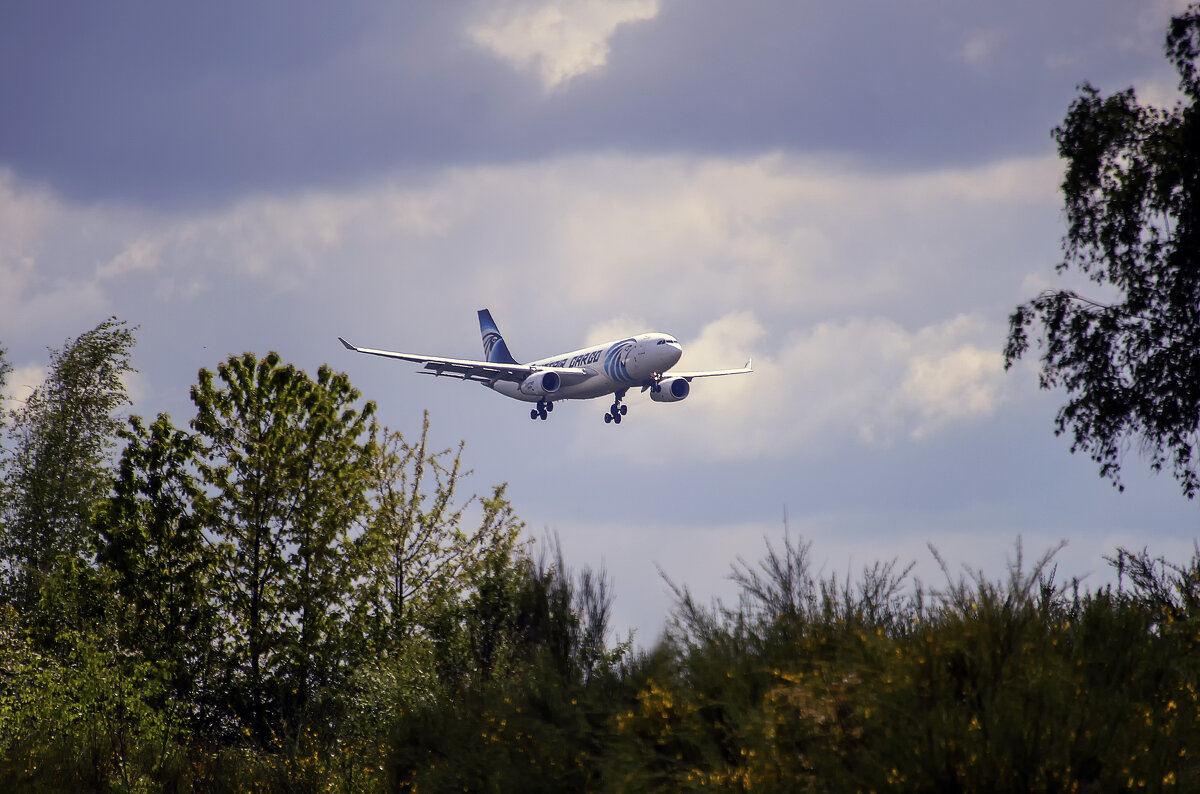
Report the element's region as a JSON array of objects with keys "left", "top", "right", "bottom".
[
  {"left": 2, "top": 364, "right": 46, "bottom": 416},
  {"left": 584, "top": 316, "right": 650, "bottom": 347},
  {"left": 902, "top": 339, "right": 1004, "bottom": 440},
  {"left": 3, "top": 150, "right": 1056, "bottom": 460},
  {"left": 572, "top": 311, "right": 1010, "bottom": 462},
  {"left": 467, "top": 0, "right": 659, "bottom": 89},
  {"left": 96, "top": 236, "right": 163, "bottom": 280},
  {"left": 958, "top": 29, "right": 1003, "bottom": 70},
  {"left": 72, "top": 152, "right": 1059, "bottom": 336},
  {"left": 0, "top": 171, "right": 55, "bottom": 323},
  {"left": 0, "top": 170, "right": 56, "bottom": 257},
  {"left": 0, "top": 171, "right": 137, "bottom": 339}
]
